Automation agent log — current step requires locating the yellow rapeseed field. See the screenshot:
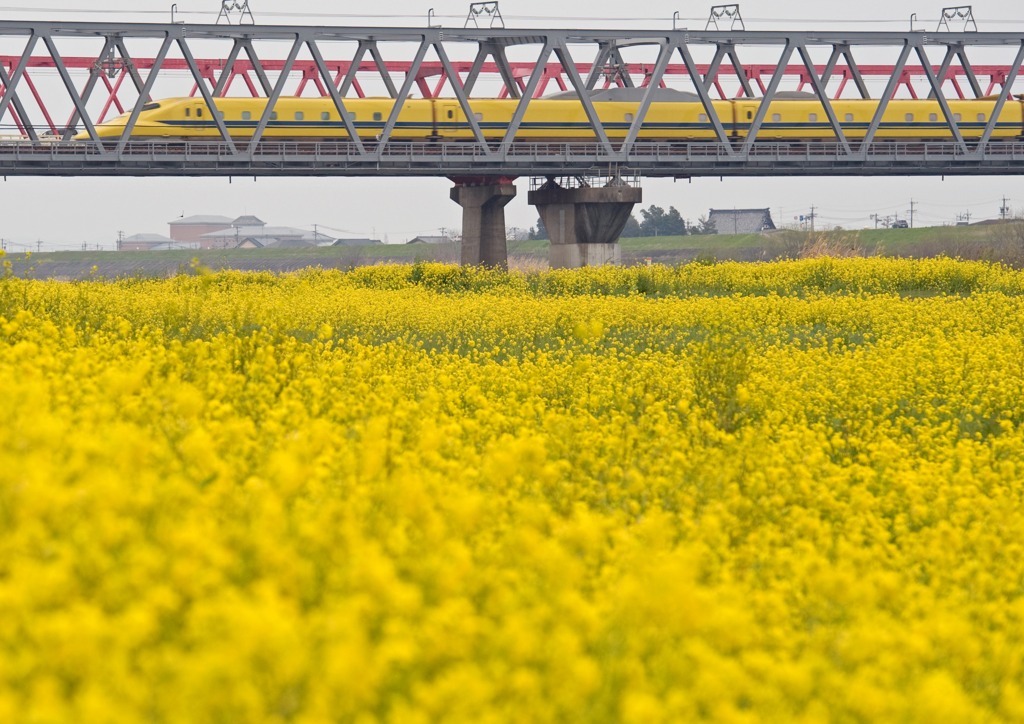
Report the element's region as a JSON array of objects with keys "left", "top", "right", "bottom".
[{"left": 1, "top": 257, "right": 1023, "bottom": 722}]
